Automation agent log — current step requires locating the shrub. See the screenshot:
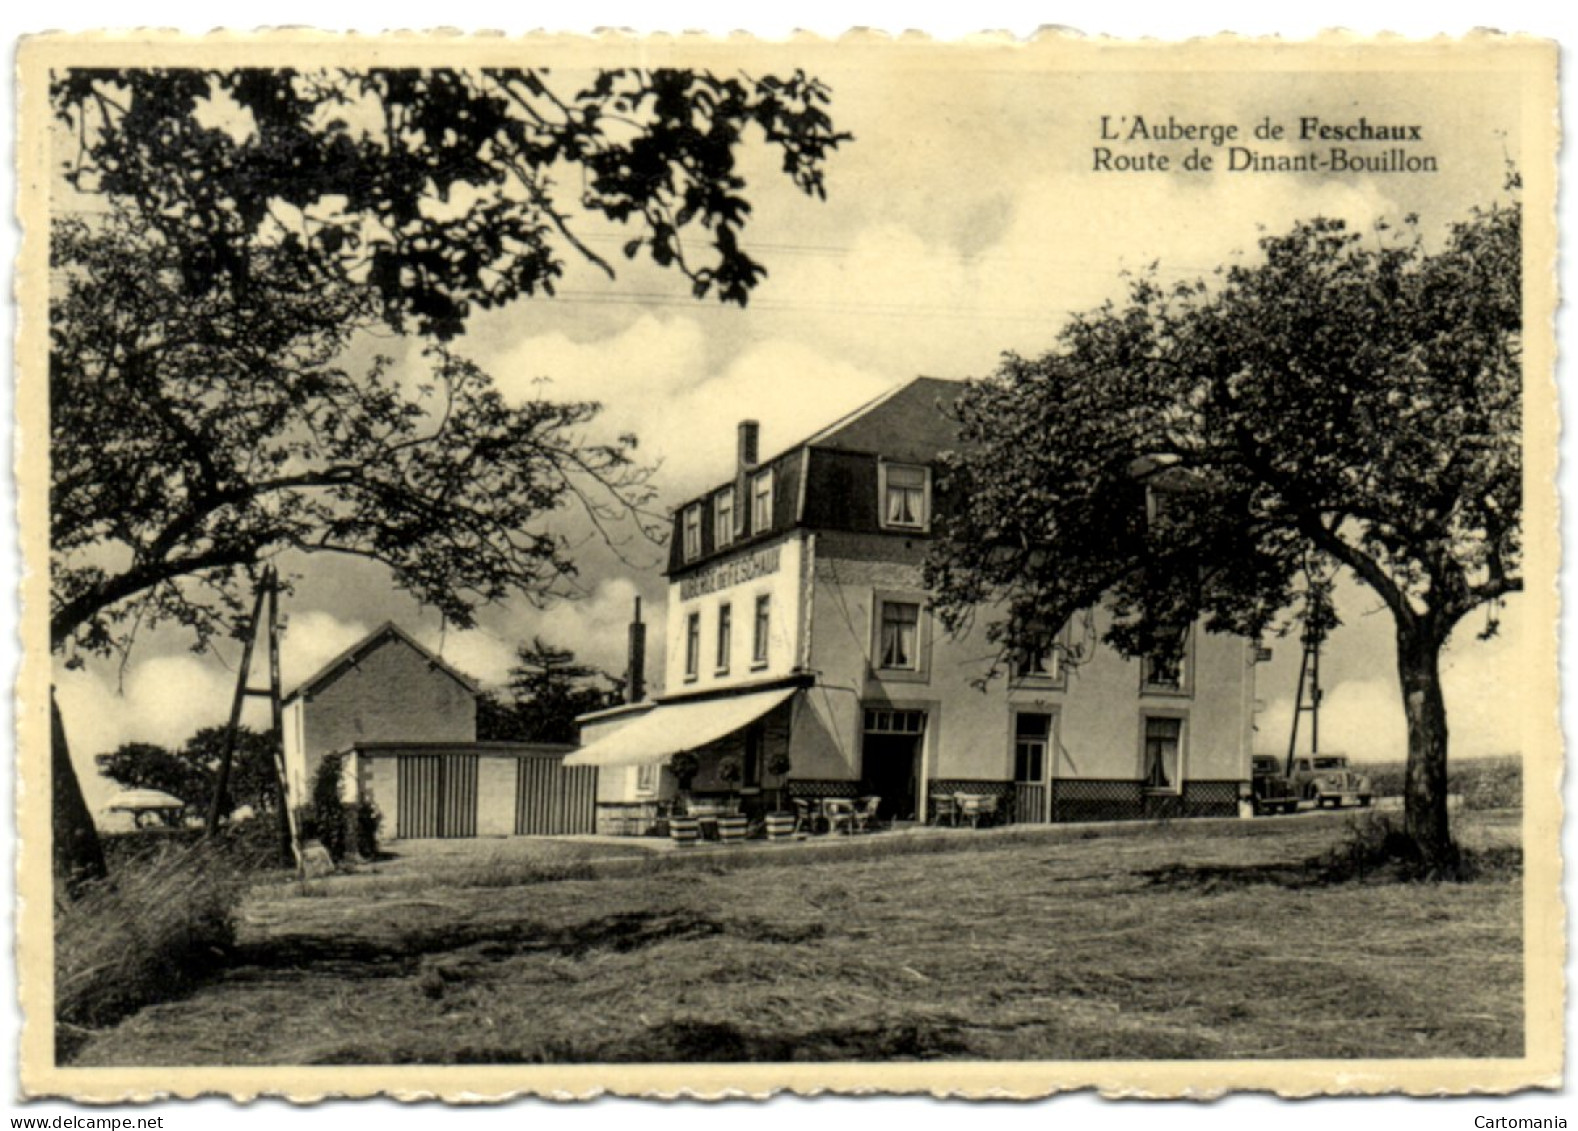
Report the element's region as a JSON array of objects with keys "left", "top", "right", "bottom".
[
  {"left": 303, "top": 753, "right": 380, "bottom": 863},
  {"left": 670, "top": 751, "right": 700, "bottom": 793},
  {"left": 1358, "top": 756, "right": 1521, "bottom": 810},
  {"left": 55, "top": 835, "right": 253, "bottom": 1063}
]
